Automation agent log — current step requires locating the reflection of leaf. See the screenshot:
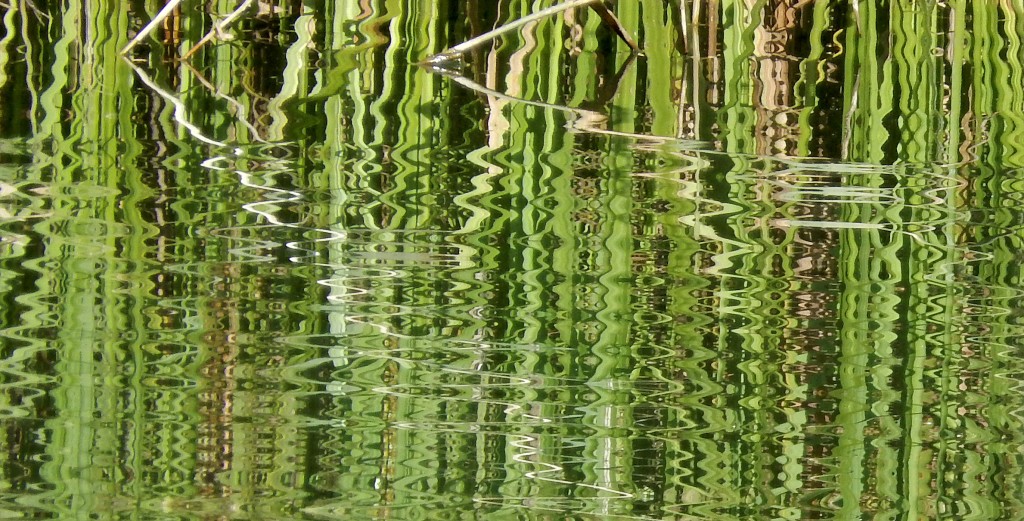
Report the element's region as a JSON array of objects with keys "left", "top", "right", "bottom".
[{"left": 299, "top": 46, "right": 370, "bottom": 102}]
